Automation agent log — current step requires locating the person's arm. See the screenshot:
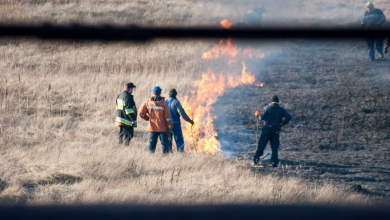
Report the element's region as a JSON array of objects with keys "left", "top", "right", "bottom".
[
  {"left": 361, "top": 12, "right": 367, "bottom": 27},
  {"left": 116, "top": 95, "right": 124, "bottom": 111},
  {"left": 139, "top": 101, "right": 149, "bottom": 121},
  {"left": 258, "top": 106, "right": 269, "bottom": 120},
  {"left": 379, "top": 10, "right": 386, "bottom": 24},
  {"left": 175, "top": 100, "right": 192, "bottom": 123},
  {"left": 282, "top": 109, "right": 292, "bottom": 126},
  {"left": 163, "top": 102, "right": 173, "bottom": 129},
  {"left": 125, "top": 96, "right": 137, "bottom": 123}
]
